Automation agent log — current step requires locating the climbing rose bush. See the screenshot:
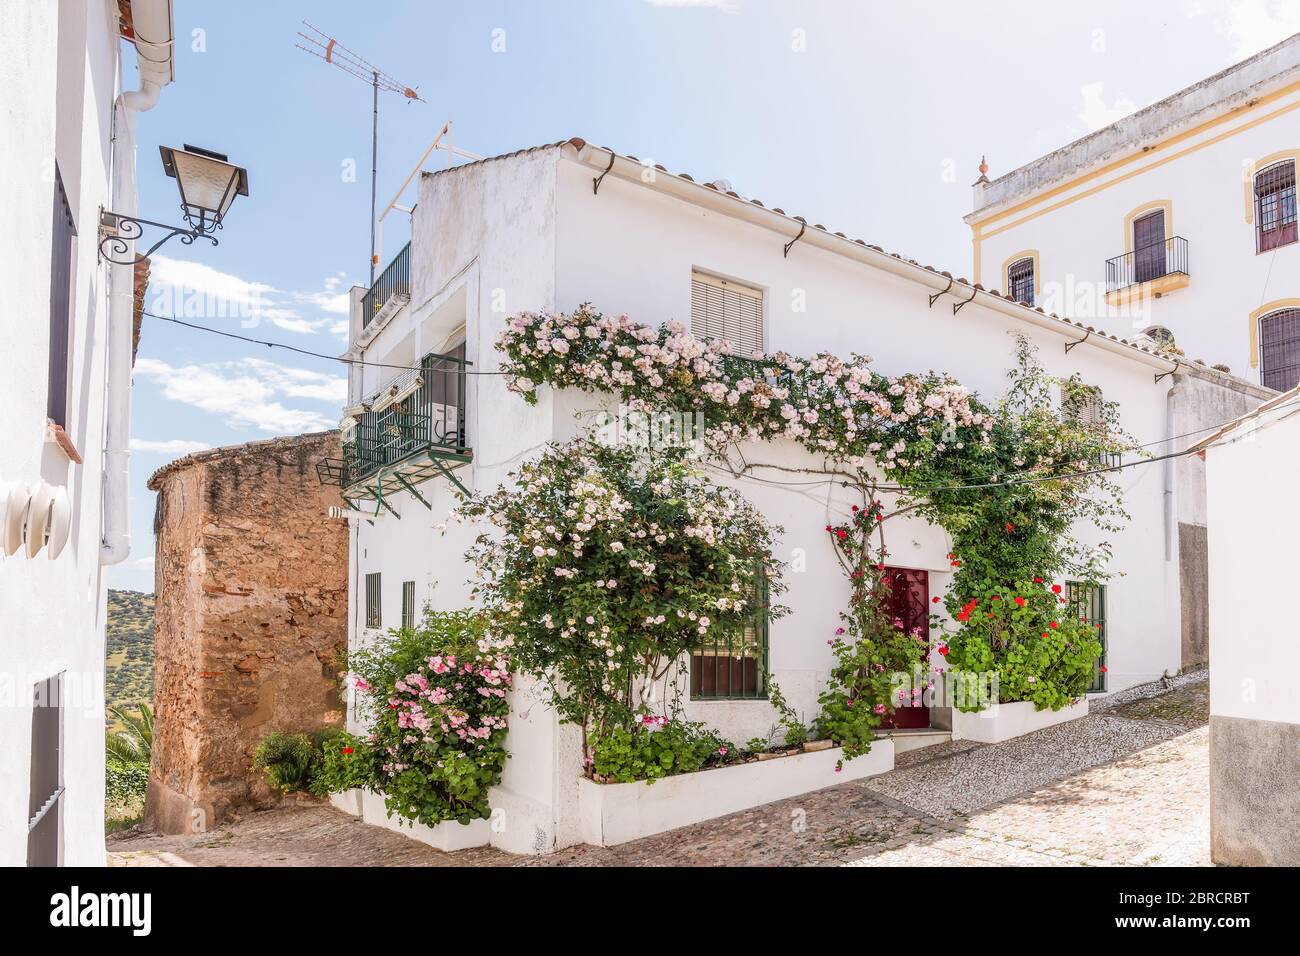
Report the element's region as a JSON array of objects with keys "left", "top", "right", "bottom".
[
  {"left": 337, "top": 610, "right": 512, "bottom": 826},
  {"left": 940, "top": 578, "right": 1103, "bottom": 712},
  {"left": 457, "top": 435, "right": 785, "bottom": 762},
  {"left": 497, "top": 305, "right": 993, "bottom": 470}
]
